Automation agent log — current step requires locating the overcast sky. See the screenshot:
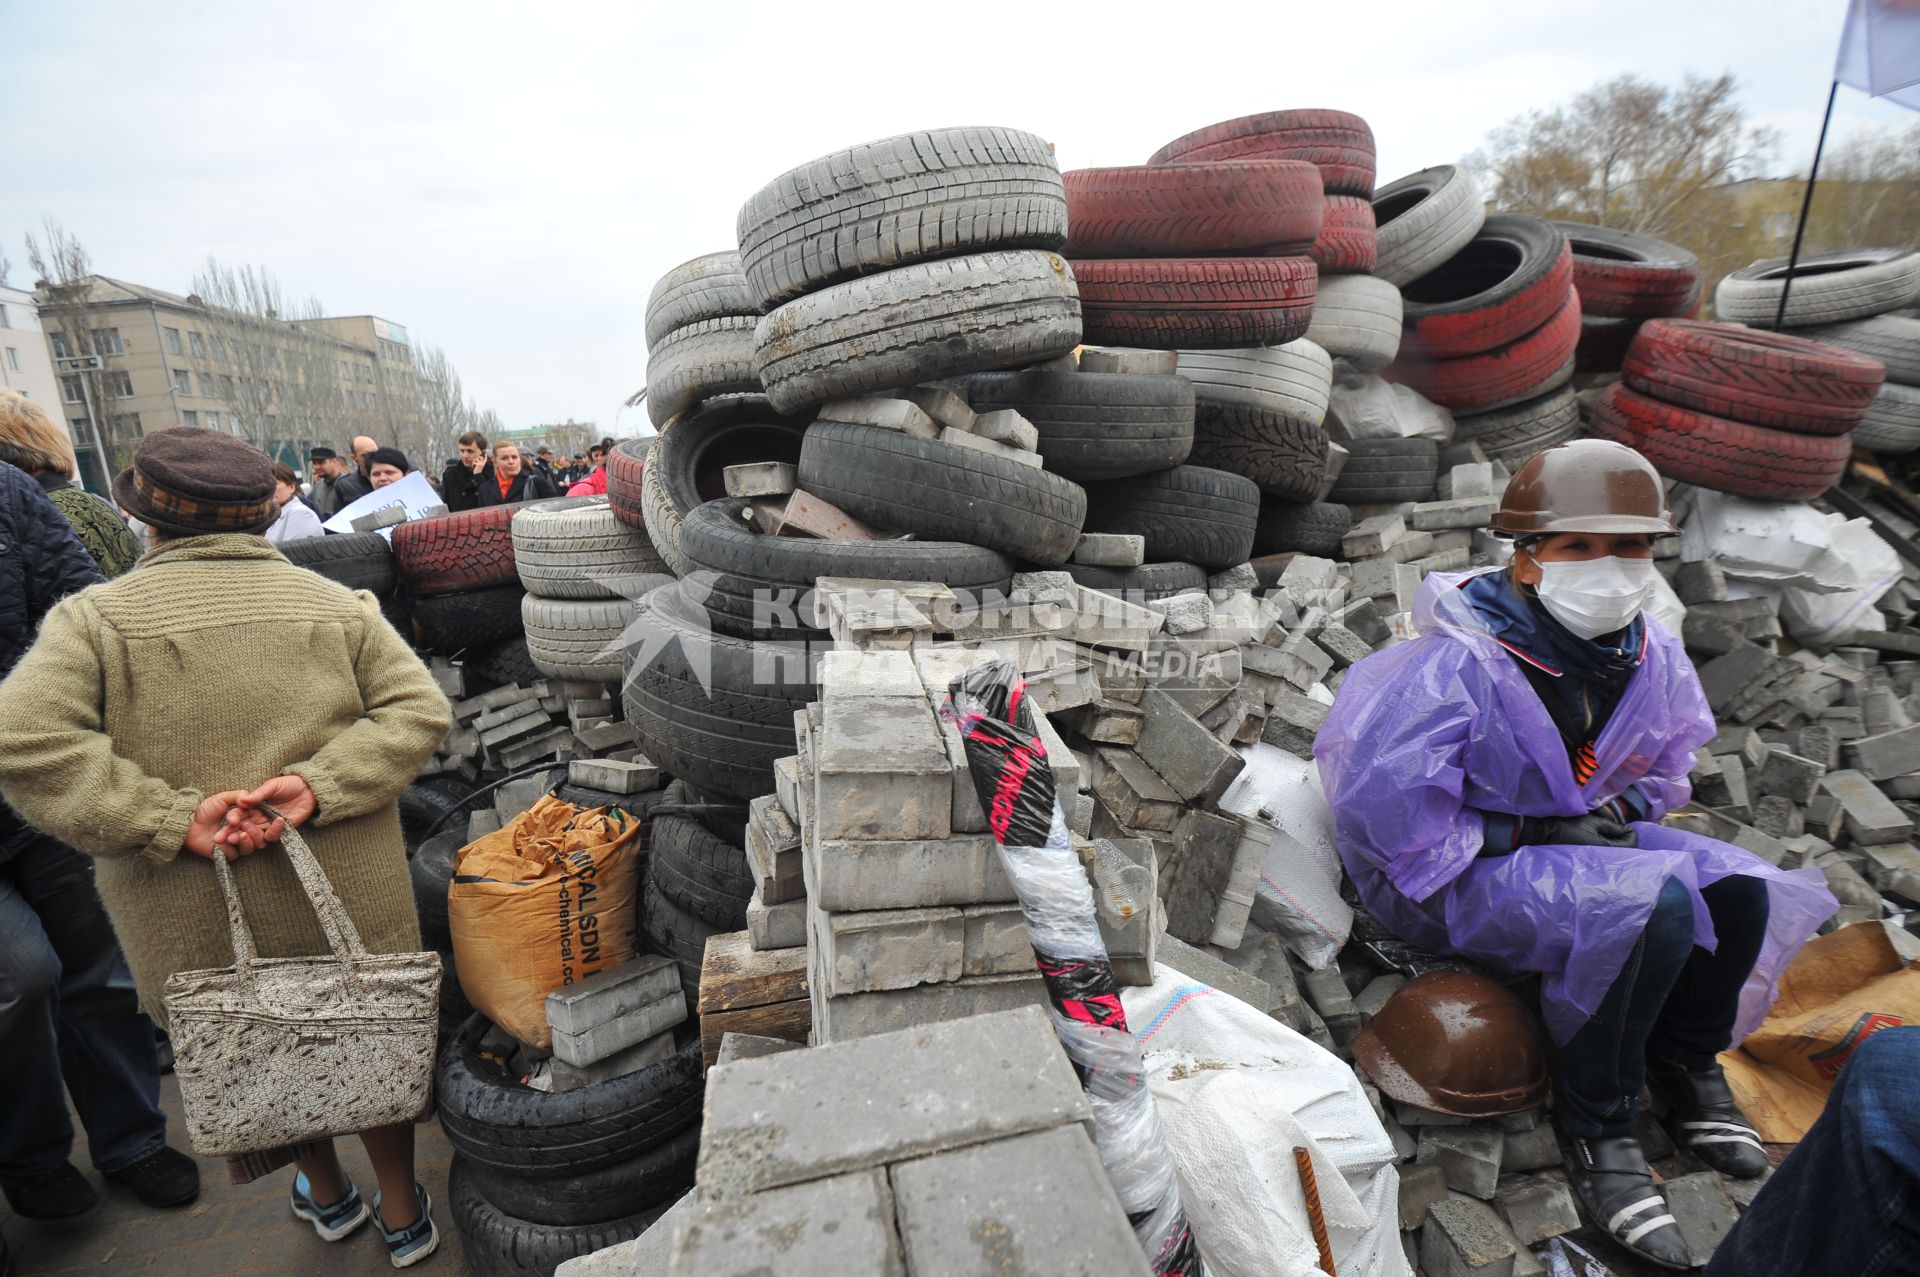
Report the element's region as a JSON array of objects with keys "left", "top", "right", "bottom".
[{"left": 1, "top": 0, "right": 1910, "bottom": 436}]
